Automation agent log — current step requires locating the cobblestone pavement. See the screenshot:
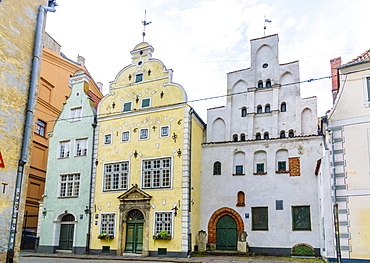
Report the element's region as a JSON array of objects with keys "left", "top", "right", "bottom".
[{"left": 20, "top": 252, "right": 324, "bottom": 263}]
